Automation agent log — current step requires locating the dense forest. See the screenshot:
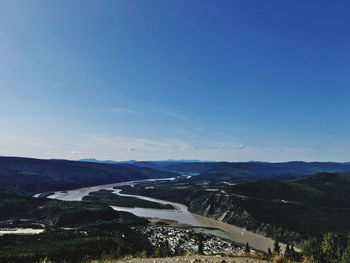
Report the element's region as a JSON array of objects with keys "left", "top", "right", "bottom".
[{"left": 119, "top": 172, "right": 350, "bottom": 244}]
